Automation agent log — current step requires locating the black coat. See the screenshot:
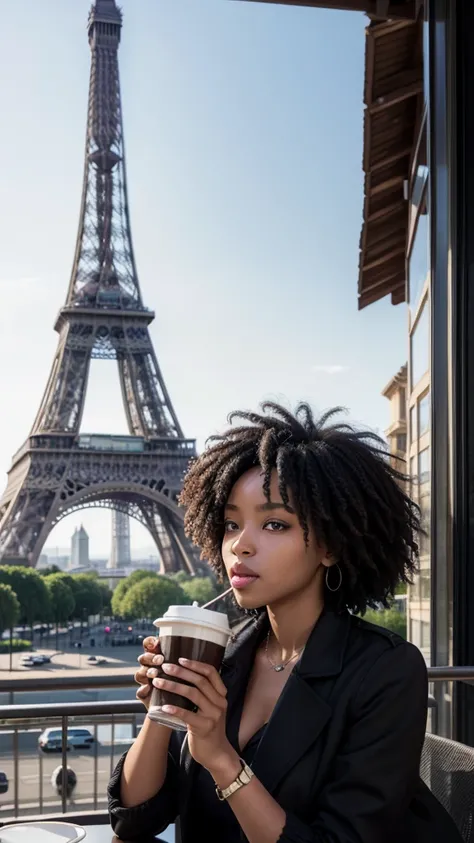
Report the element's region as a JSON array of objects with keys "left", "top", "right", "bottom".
[{"left": 108, "top": 609, "right": 463, "bottom": 843}]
